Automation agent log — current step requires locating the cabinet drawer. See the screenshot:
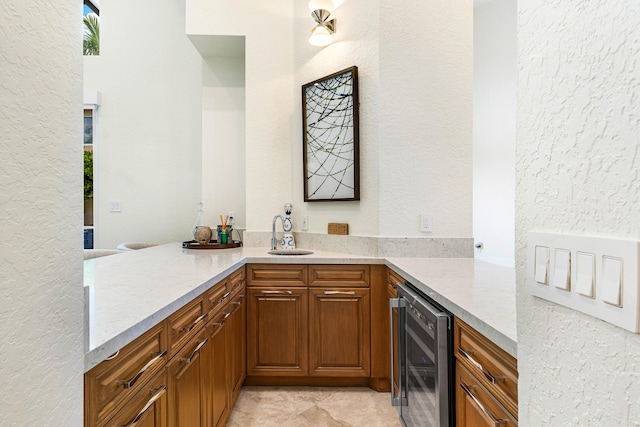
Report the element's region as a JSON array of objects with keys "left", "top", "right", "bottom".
[
  {"left": 85, "top": 323, "right": 168, "bottom": 426},
  {"left": 386, "top": 268, "right": 404, "bottom": 291},
  {"left": 167, "top": 295, "right": 207, "bottom": 356},
  {"left": 455, "top": 319, "right": 518, "bottom": 418},
  {"left": 456, "top": 362, "right": 517, "bottom": 427},
  {"left": 100, "top": 368, "right": 168, "bottom": 427},
  {"left": 228, "top": 266, "right": 246, "bottom": 292},
  {"left": 205, "top": 278, "right": 230, "bottom": 315},
  {"left": 247, "top": 264, "right": 307, "bottom": 287},
  {"left": 309, "top": 265, "right": 369, "bottom": 287}
]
